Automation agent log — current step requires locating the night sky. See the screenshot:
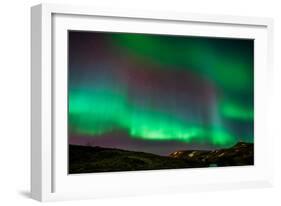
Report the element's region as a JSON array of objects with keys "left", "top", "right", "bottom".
[{"left": 68, "top": 31, "right": 254, "bottom": 156}]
